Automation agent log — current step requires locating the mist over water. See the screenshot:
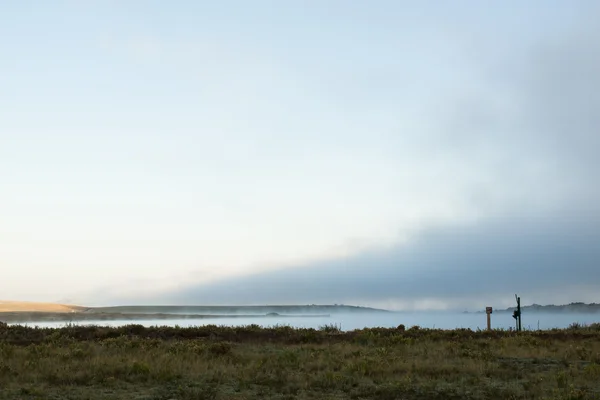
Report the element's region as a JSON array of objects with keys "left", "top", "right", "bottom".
[{"left": 18, "top": 312, "right": 600, "bottom": 331}]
